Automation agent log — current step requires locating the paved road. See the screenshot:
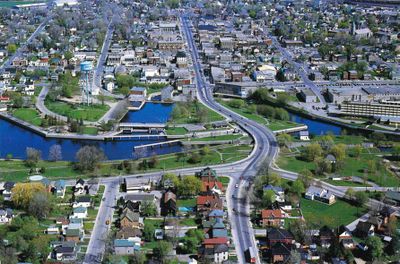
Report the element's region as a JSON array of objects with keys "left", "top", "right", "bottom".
[
  {"left": 181, "top": 15, "right": 279, "bottom": 264},
  {"left": 83, "top": 181, "right": 119, "bottom": 264}
]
